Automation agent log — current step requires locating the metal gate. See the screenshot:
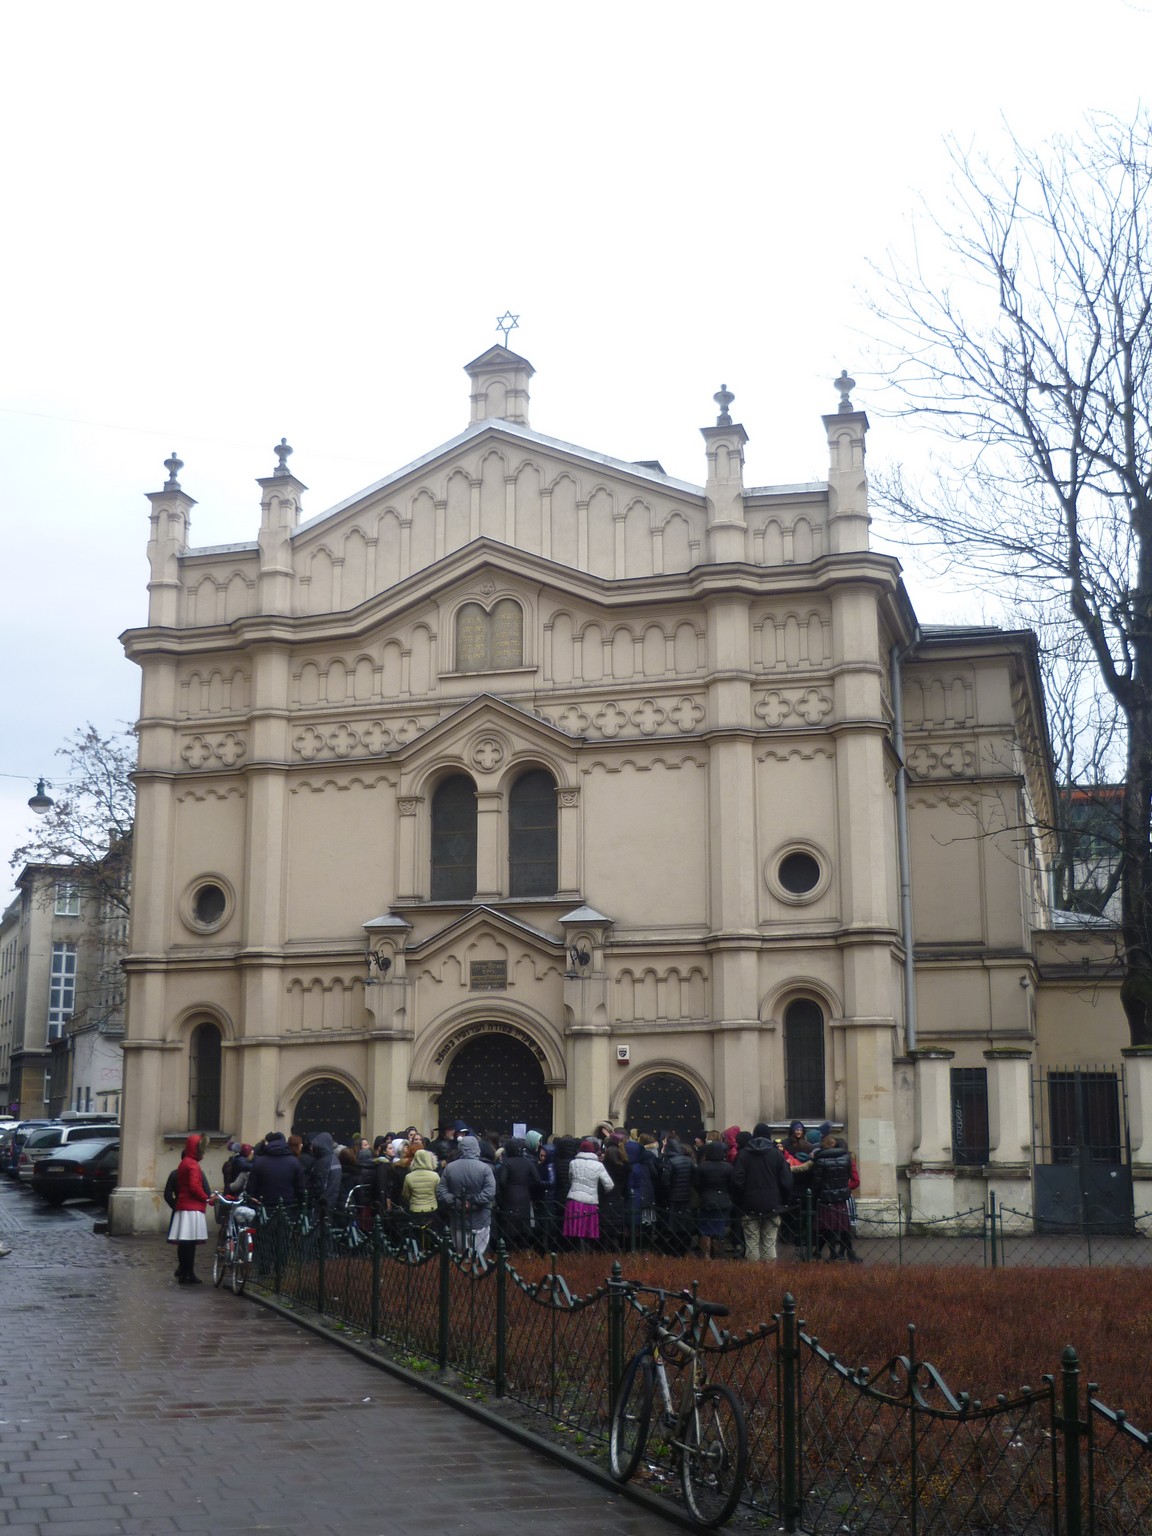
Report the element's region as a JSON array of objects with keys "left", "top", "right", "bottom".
[
  {"left": 293, "top": 1078, "right": 362, "bottom": 1145},
  {"left": 625, "top": 1073, "right": 703, "bottom": 1142},
  {"left": 438, "top": 1031, "right": 553, "bottom": 1139},
  {"left": 1032, "top": 1064, "right": 1134, "bottom": 1234}
]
